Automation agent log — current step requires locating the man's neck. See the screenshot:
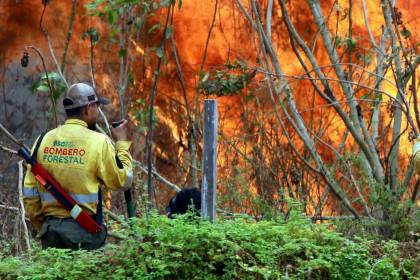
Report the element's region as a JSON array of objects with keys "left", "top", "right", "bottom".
[{"left": 65, "top": 118, "right": 96, "bottom": 130}]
